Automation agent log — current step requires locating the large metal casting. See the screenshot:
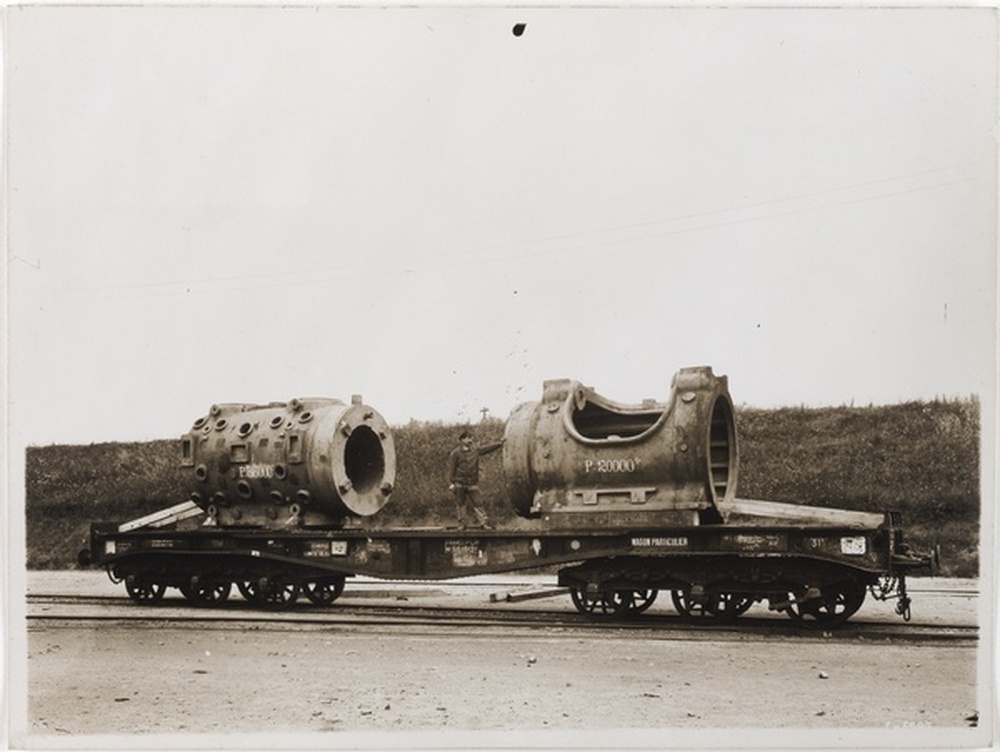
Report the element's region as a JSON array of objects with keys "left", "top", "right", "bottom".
[
  {"left": 502, "top": 366, "right": 737, "bottom": 526},
  {"left": 180, "top": 396, "right": 395, "bottom": 527}
]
